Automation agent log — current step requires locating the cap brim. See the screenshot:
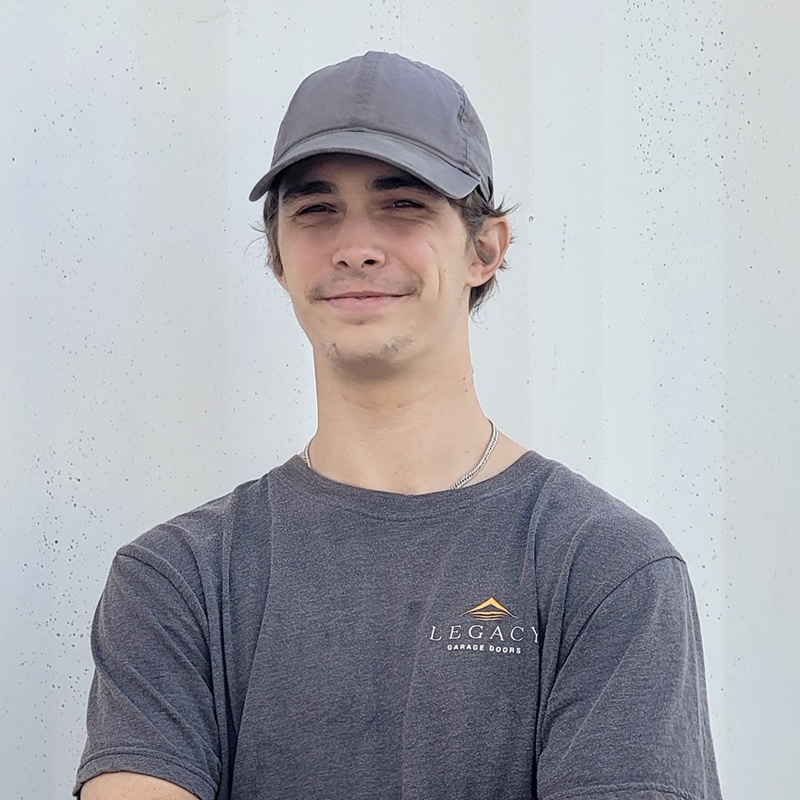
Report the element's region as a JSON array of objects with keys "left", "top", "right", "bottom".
[{"left": 248, "top": 129, "right": 480, "bottom": 202}]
